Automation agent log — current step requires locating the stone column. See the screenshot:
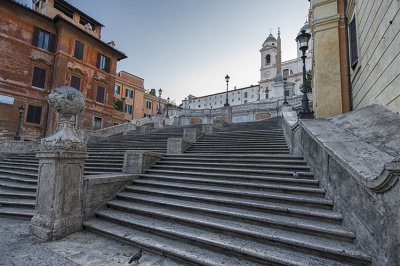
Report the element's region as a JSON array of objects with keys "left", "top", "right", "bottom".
[{"left": 31, "top": 86, "right": 88, "bottom": 241}]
